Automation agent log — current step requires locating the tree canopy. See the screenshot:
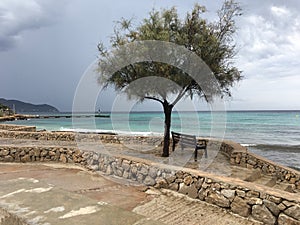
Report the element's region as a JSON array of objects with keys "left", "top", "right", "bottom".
[{"left": 97, "top": 0, "right": 242, "bottom": 157}]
